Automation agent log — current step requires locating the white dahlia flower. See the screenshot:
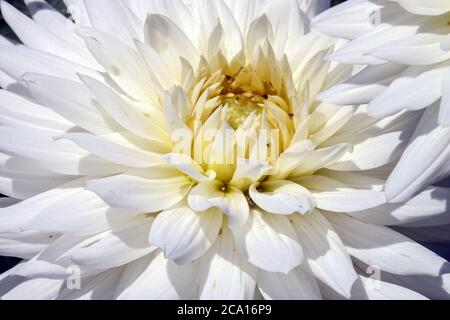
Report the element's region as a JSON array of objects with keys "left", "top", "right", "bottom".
[
  {"left": 0, "top": 0, "right": 449, "bottom": 300},
  {"left": 313, "top": 0, "right": 450, "bottom": 203}
]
